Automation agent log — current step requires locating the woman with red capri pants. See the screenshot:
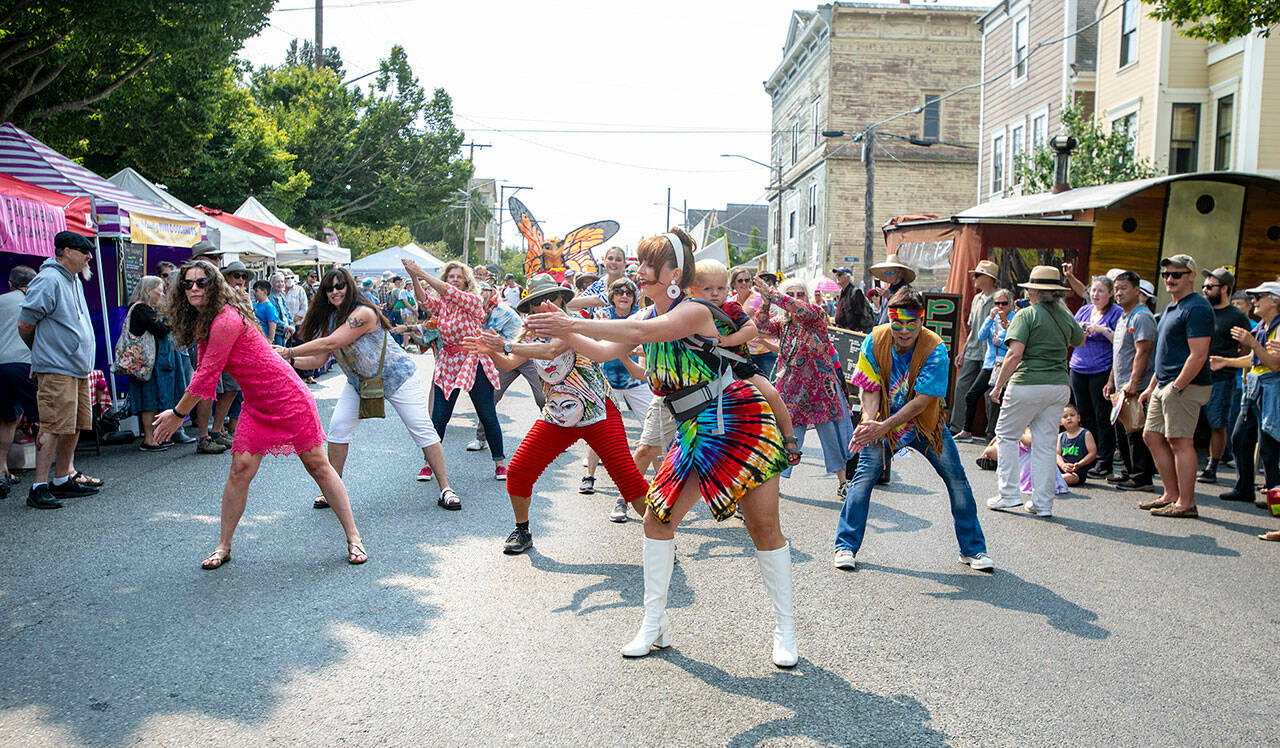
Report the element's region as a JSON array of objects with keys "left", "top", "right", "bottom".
[{"left": 465, "top": 274, "right": 649, "bottom": 555}]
